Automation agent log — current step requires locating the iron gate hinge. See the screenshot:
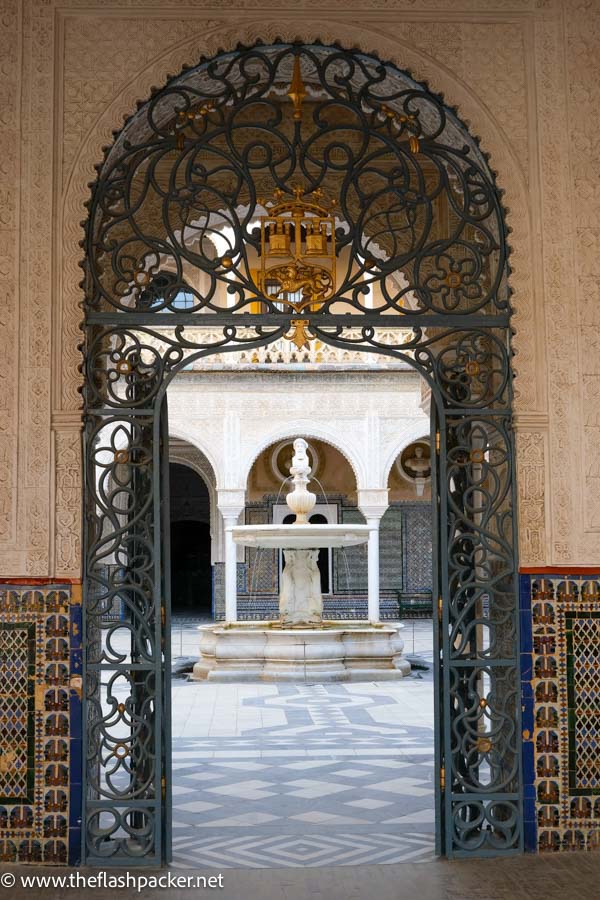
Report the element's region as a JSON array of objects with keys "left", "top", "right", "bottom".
[
  {"left": 161, "top": 775, "right": 166, "bottom": 800},
  {"left": 436, "top": 431, "right": 440, "bottom": 452},
  {"left": 161, "top": 606, "right": 165, "bottom": 627},
  {"left": 438, "top": 595, "right": 443, "bottom": 622},
  {"left": 440, "top": 765, "right": 446, "bottom": 791}
]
